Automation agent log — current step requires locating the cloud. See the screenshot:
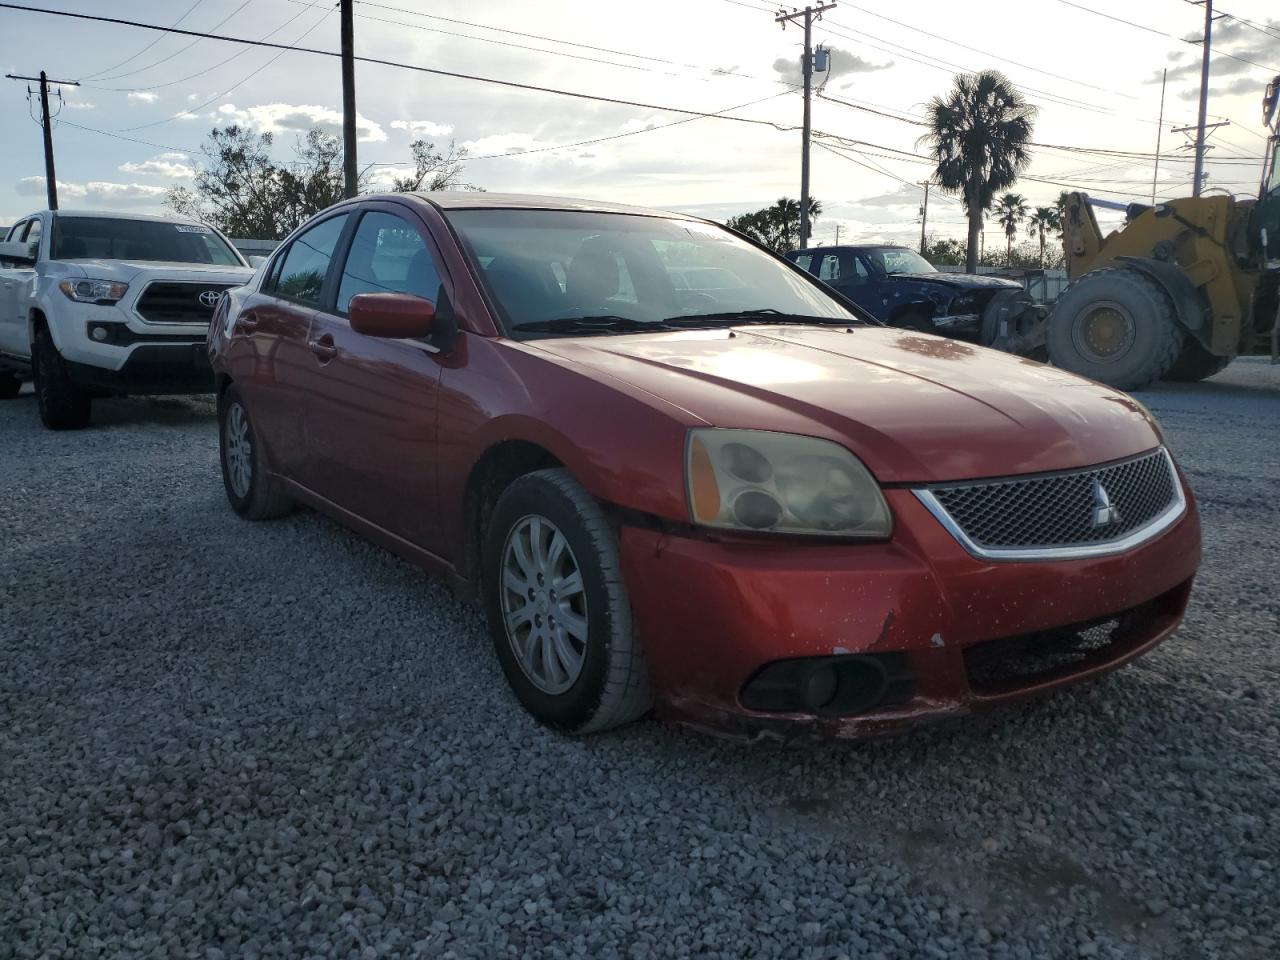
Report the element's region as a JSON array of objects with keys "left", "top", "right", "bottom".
[
  {"left": 1177, "top": 75, "right": 1261, "bottom": 101},
  {"left": 62, "top": 99, "right": 95, "bottom": 111},
  {"left": 119, "top": 153, "right": 195, "bottom": 179},
  {"left": 174, "top": 111, "right": 200, "bottom": 121},
  {"left": 128, "top": 91, "right": 159, "bottom": 104},
  {"left": 16, "top": 176, "right": 167, "bottom": 203},
  {"left": 773, "top": 44, "right": 892, "bottom": 85},
  {"left": 215, "top": 102, "right": 387, "bottom": 142},
  {"left": 460, "top": 131, "right": 602, "bottom": 166},
  {"left": 620, "top": 115, "right": 668, "bottom": 134},
  {"left": 390, "top": 119, "right": 453, "bottom": 138}
]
